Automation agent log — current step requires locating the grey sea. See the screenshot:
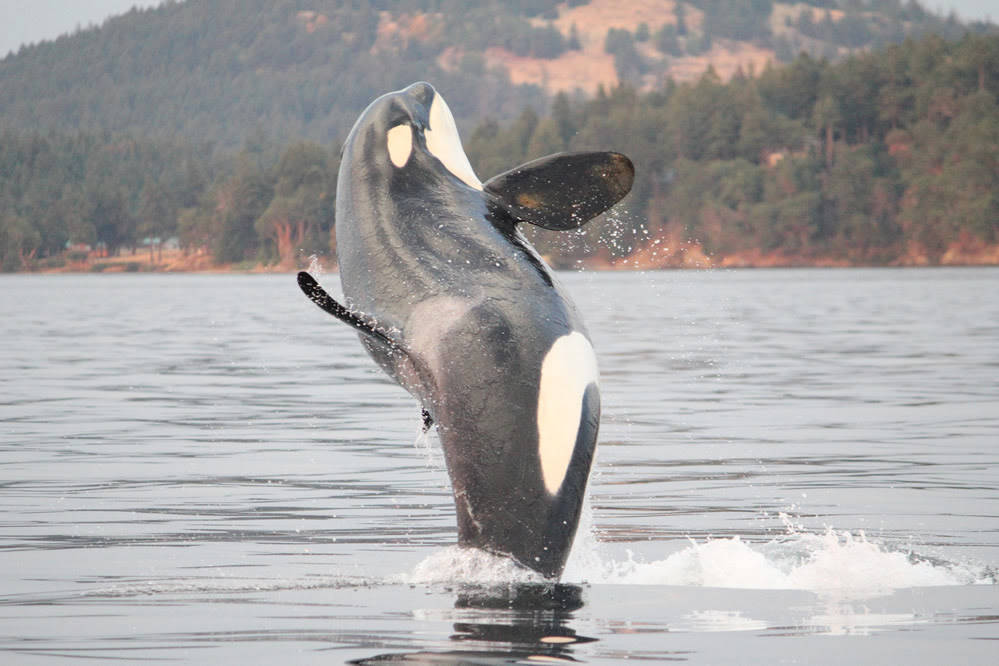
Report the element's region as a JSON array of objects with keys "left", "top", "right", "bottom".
[{"left": 1, "top": 268, "right": 997, "bottom": 664}]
